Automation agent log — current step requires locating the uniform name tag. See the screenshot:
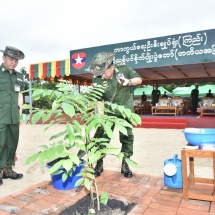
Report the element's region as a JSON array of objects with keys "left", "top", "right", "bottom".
[{"left": 14, "top": 84, "right": 21, "bottom": 92}]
